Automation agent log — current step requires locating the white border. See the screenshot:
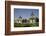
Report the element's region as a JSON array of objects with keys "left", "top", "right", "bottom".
[{"left": 11, "top": 5, "right": 42, "bottom": 31}]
